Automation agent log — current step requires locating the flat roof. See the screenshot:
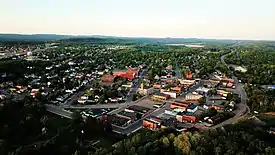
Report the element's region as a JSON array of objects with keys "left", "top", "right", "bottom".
[
  {"left": 88, "top": 109, "right": 106, "bottom": 116},
  {"left": 178, "top": 112, "right": 198, "bottom": 116},
  {"left": 118, "top": 111, "right": 137, "bottom": 119},
  {"left": 188, "top": 104, "right": 197, "bottom": 110},
  {"left": 127, "top": 105, "right": 150, "bottom": 113},
  {"left": 196, "top": 87, "right": 210, "bottom": 92},
  {"left": 153, "top": 93, "right": 170, "bottom": 98},
  {"left": 144, "top": 118, "right": 161, "bottom": 124},
  {"left": 109, "top": 115, "right": 130, "bottom": 125}
]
